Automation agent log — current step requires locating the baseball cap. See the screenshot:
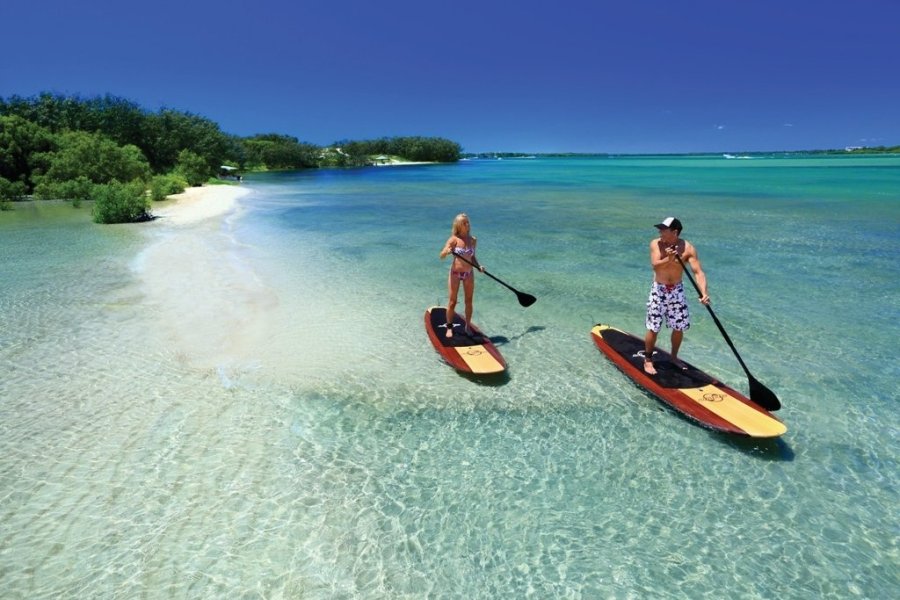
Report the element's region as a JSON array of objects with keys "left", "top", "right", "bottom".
[{"left": 654, "top": 217, "right": 683, "bottom": 232}]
